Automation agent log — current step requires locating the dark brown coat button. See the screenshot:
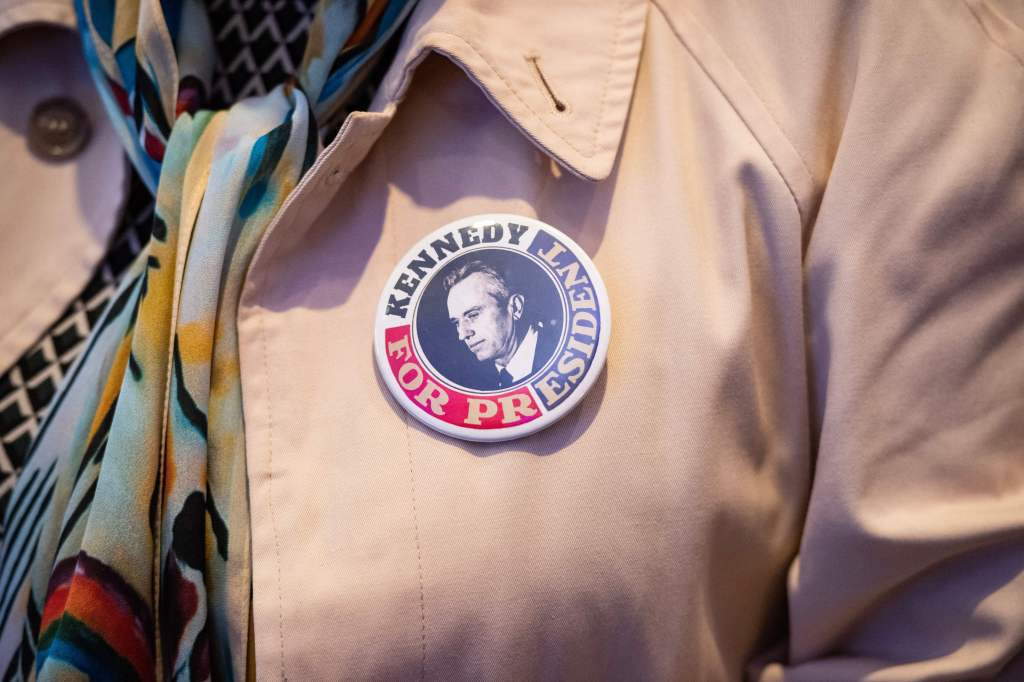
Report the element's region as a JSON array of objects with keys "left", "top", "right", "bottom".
[{"left": 28, "top": 97, "right": 91, "bottom": 161}]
